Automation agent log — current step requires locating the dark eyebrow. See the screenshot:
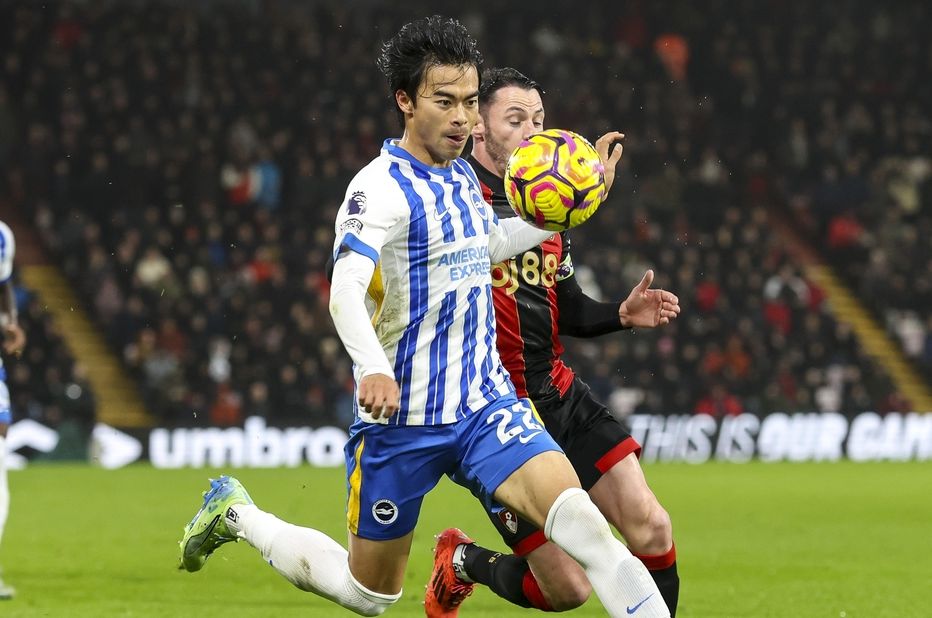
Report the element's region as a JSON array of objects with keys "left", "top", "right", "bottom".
[
  {"left": 504, "top": 106, "right": 545, "bottom": 116},
  {"left": 434, "top": 89, "right": 480, "bottom": 100}
]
